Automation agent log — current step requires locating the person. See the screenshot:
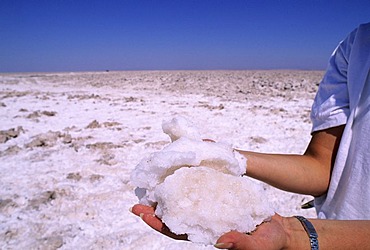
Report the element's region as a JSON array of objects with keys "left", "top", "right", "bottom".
[{"left": 131, "top": 22, "right": 370, "bottom": 249}]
